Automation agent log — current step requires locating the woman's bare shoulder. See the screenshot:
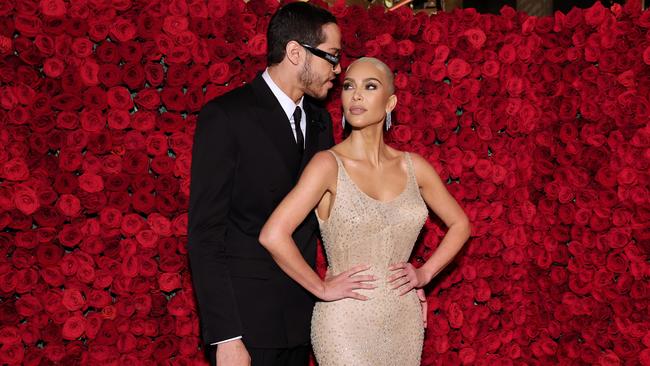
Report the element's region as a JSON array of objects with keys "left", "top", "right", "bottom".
[{"left": 305, "top": 150, "right": 339, "bottom": 175}]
